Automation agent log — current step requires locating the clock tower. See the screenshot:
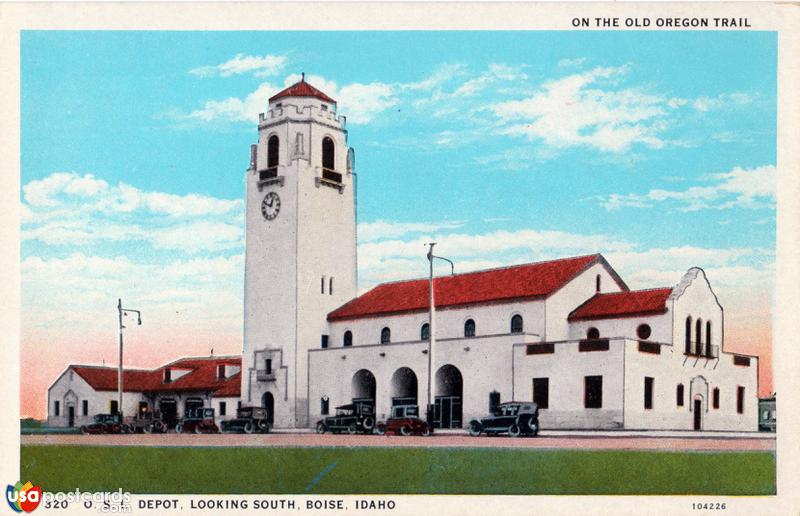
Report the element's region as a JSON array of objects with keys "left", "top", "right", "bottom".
[{"left": 242, "top": 77, "right": 357, "bottom": 427}]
